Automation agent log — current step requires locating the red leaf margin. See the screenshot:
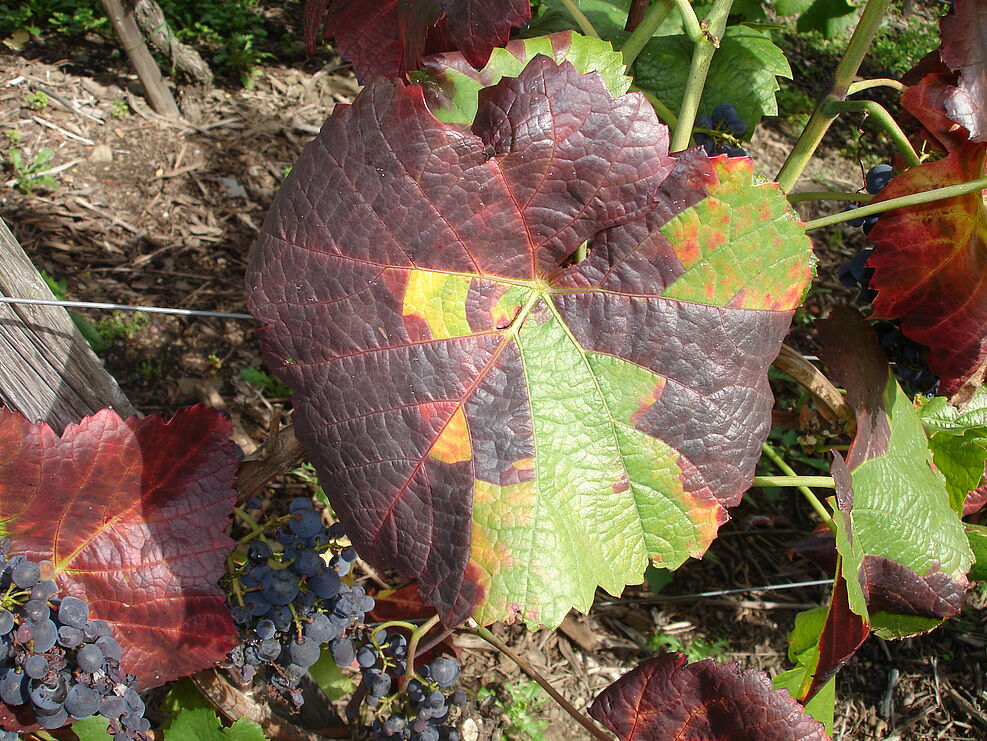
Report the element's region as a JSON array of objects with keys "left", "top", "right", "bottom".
[
  {"left": 0, "top": 405, "right": 238, "bottom": 690},
  {"left": 589, "top": 653, "right": 830, "bottom": 741}
]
